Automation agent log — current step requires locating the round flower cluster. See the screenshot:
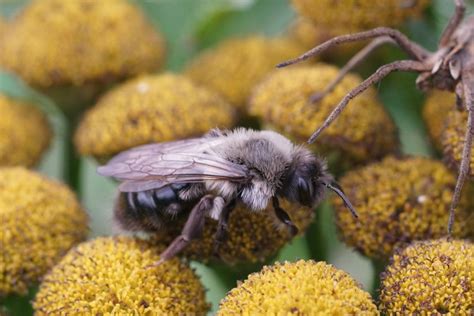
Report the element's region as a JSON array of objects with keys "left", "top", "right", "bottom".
[
  {"left": 34, "top": 236, "right": 209, "bottom": 315},
  {"left": 218, "top": 260, "right": 378, "bottom": 315},
  {"left": 0, "top": 0, "right": 165, "bottom": 87},
  {"left": 0, "top": 167, "right": 88, "bottom": 296},
  {"left": 442, "top": 109, "right": 474, "bottom": 178},
  {"left": 422, "top": 90, "right": 455, "bottom": 150},
  {"left": 75, "top": 73, "right": 235, "bottom": 160},
  {"left": 332, "top": 156, "right": 473, "bottom": 260},
  {"left": 185, "top": 36, "right": 307, "bottom": 109},
  {"left": 0, "top": 94, "right": 52, "bottom": 167},
  {"left": 249, "top": 64, "right": 398, "bottom": 169},
  {"left": 291, "top": 0, "right": 430, "bottom": 33},
  {"left": 380, "top": 239, "right": 473, "bottom": 314},
  {"left": 153, "top": 199, "right": 314, "bottom": 265}
]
